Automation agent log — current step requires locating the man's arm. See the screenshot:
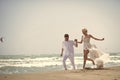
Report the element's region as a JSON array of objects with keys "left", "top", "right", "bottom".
[{"left": 61, "top": 48, "right": 64, "bottom": 56}]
